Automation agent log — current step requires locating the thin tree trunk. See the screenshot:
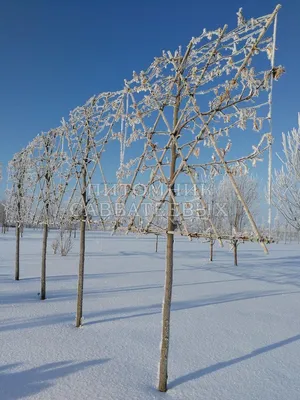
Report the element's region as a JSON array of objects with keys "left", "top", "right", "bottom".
[
  {"left": 75, "top": 141, "right": 88, "bottom": 328},
  {"left": 15, "top": 223, "right": 20, "bottom": 280},
  {"left": 233, "top": 240, "right": 238, "bottom": 266},
  {"left": 158, "top": 89, "right": 179, "bottom": 393},
  {"left": 210, "top": 238, "right": 214, "bottom": 262},
  {"left": 155, "top": 234, "right": 159, "bottom": 253},
  {"left": 76, "top": 214, "right": 86, "bottom": 327},
  {"left": 41, "top": 222, "right": 48, "bottom": 300},
  {"left": 15, "top": 196, "right": 21, "bottom": 281},
  {"left": 284, "top": 224, "right": 287, "bottom": 244},
  {"left": 41, "top": 149, "right": 51, "bottom": 301}
]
